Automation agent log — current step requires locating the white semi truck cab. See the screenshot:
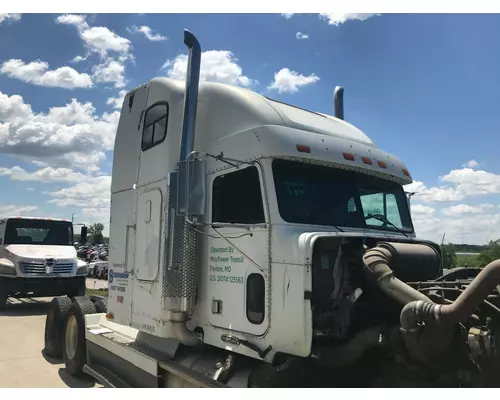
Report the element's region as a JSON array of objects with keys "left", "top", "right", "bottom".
[
  {"left": 0, "top": 216, "right": 89, "bottom": 306},
  {"left": 43, "top": 30, "right": 500, "bottom": 388}
]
